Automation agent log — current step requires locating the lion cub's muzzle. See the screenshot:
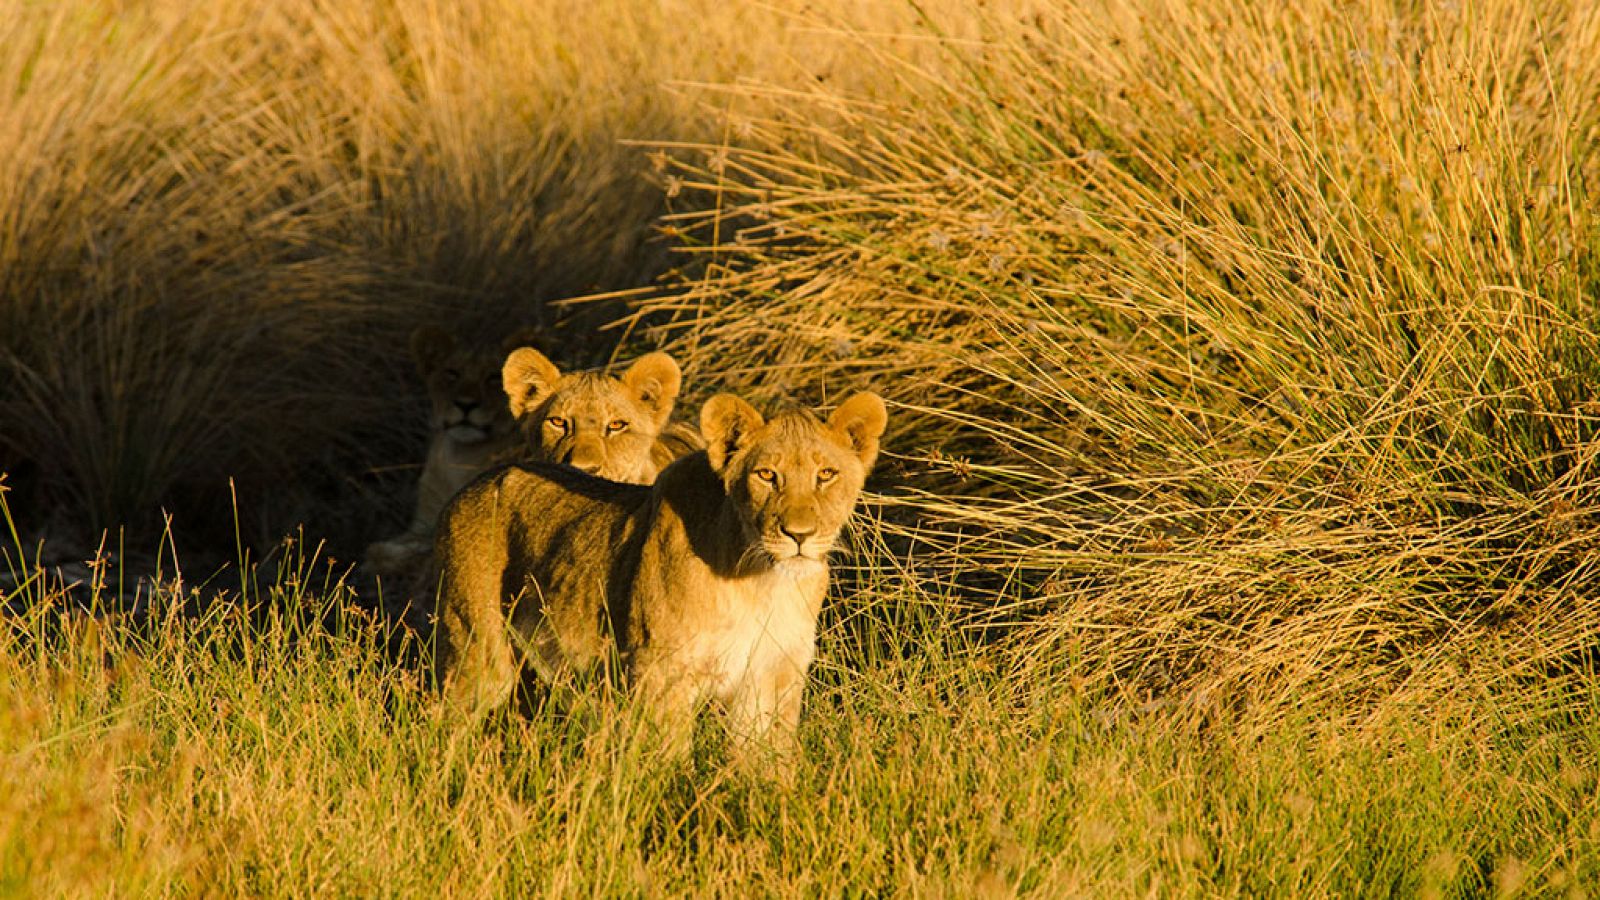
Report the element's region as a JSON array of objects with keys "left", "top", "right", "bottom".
[
  {"left": 559, "top": 437, "right": 606, "bottom": 476},
  {"left": 765, "top": 504, "right": 832, "bottom": 561},
  {"left": 443, "top": 399, "right": 497, "bottom": 443}
]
